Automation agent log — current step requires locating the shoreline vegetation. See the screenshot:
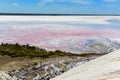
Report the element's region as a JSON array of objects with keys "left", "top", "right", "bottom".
[
  {"left": 0, "top": 43, "right": 104, "bottom": 80},
  {"left": 0, "top": 43, "right": 103, "bottom": 58}
]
